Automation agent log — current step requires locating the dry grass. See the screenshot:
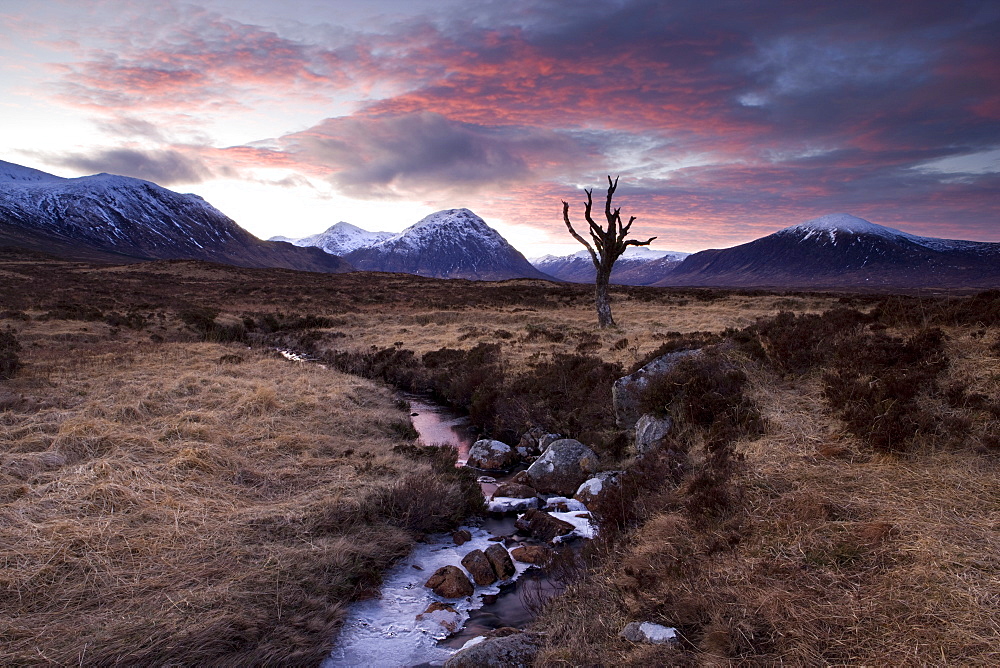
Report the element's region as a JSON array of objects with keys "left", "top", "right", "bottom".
[
  {"left": 534, "top": 331, "right": 1000, "bottom": 666},
  {"left": 2, "top": 254, "right": 997, "bottom": 665},
  {"left": 0, "top": 324, "right": 478, "bottom": 665}
]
